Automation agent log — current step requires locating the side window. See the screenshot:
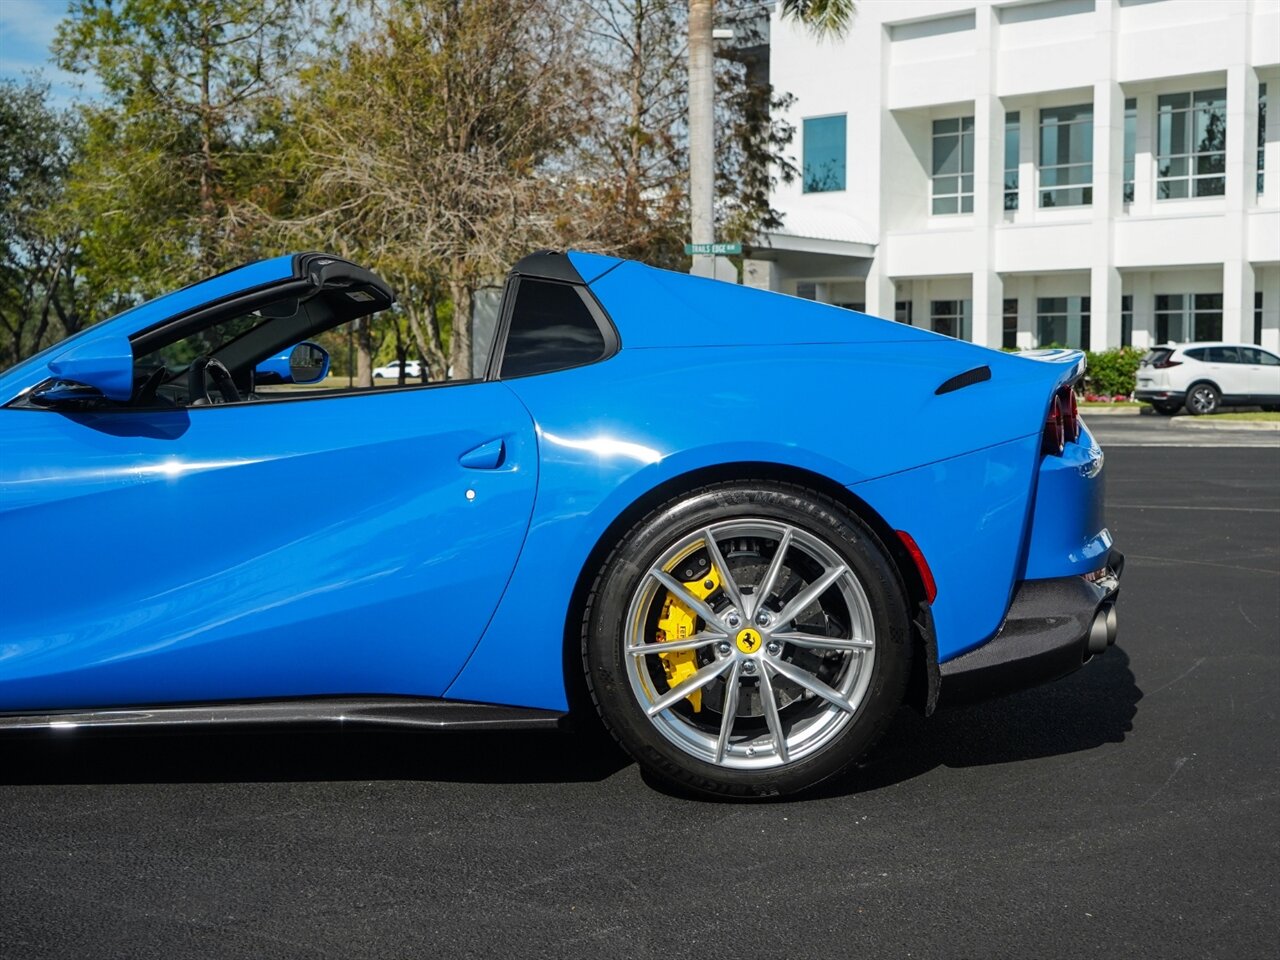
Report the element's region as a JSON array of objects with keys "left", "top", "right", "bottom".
[
  {"left": 1257, "top": 350, "right": 1280, "bottom": 366},
  {"left": 1238, "top": 347, "right": 1270, "bottom": 365},
  {"left": 1183, "top": 348, "right": 1207, "bottom": 361},
  {"left": 500, "top": 279, "right": 608, "bottom": 379}
]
